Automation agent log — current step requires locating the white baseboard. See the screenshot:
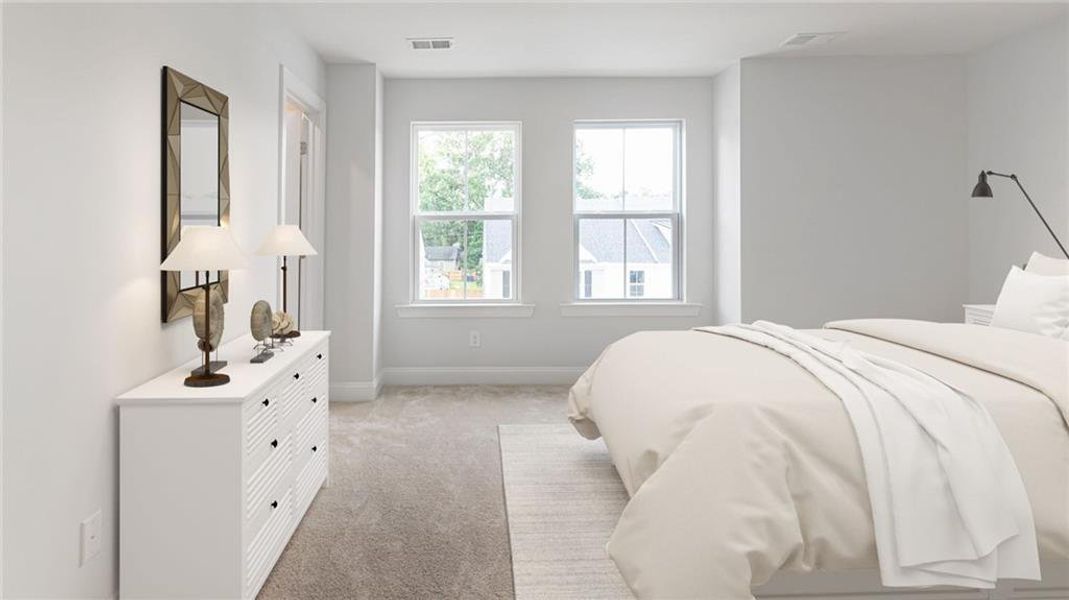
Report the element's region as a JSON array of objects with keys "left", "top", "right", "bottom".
[
  {"left": 329, "top": 367, "right": 585, "bottom": 398},
  {"left": 330, "top": 373, "right": 383, "bottom": 402},
  {"left": 381, "top": 366, "right": 586, "bottom": 386}
]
